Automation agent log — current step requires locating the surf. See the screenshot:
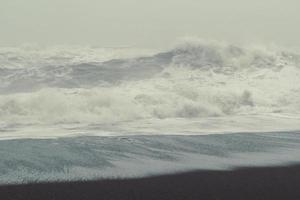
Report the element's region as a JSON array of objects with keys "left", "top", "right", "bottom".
[{"left": 0, "top": 39, "right": 299, "bottom": 139}]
